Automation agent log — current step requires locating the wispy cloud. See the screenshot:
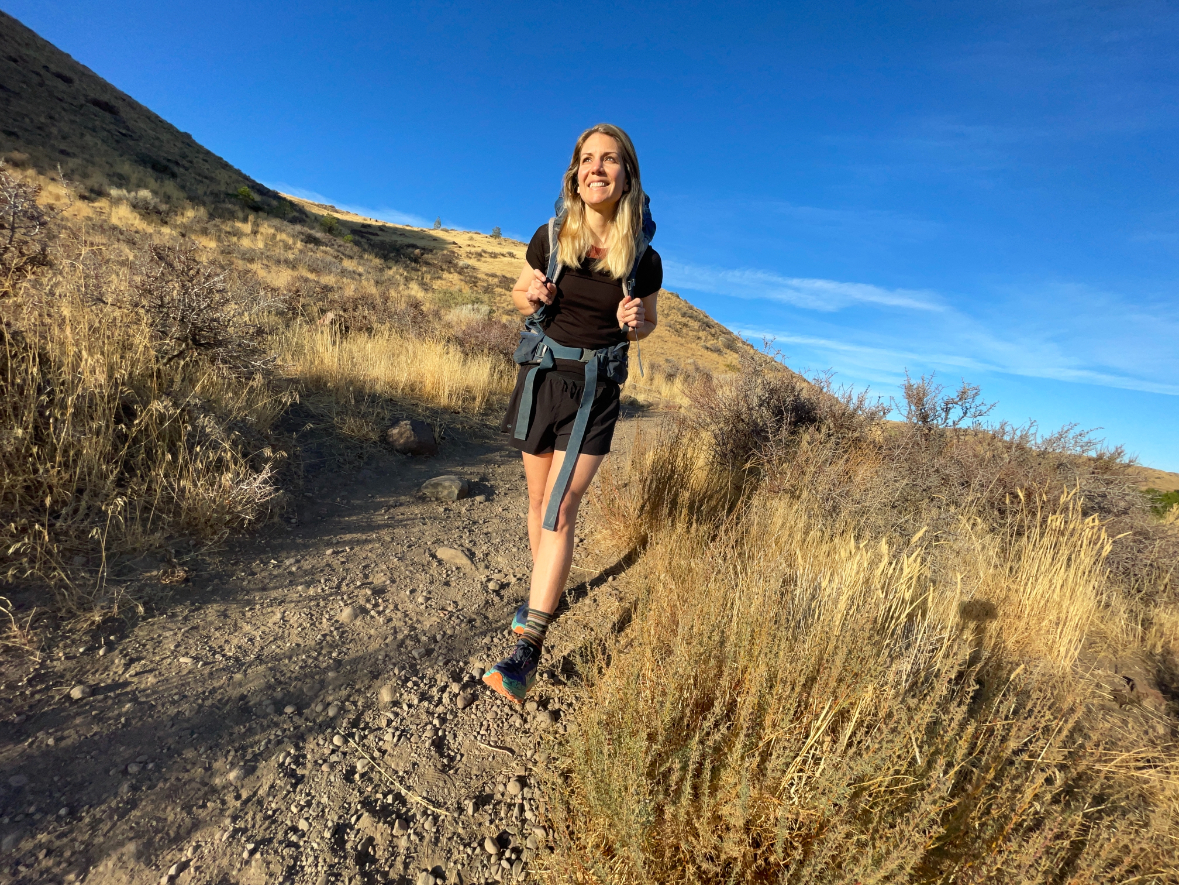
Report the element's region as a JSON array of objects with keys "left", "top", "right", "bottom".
[
  {"left": 732, "top": 325, "right": 1179, "bottom": 397},
  {"left": 265, "top": 182, "right": 433, "bottom": 229},
  {"left": 662, "top": 259, "right": 944, "bottom": 312}
]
